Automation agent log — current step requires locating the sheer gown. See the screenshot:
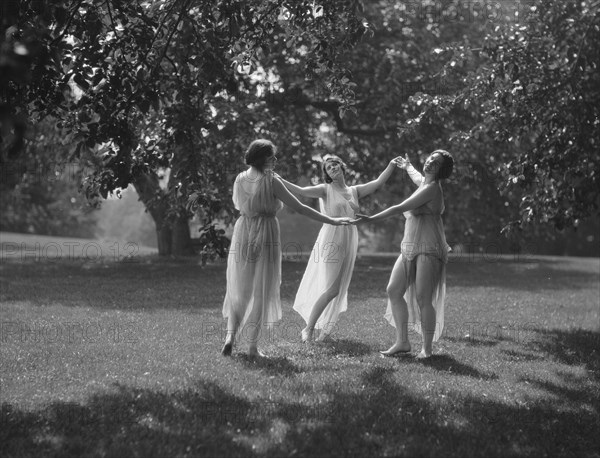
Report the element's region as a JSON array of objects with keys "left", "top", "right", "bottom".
[
  {"left": 293, "top": 184, "right": 359, "bottom": 339},
  {"left": 222, "top": 170, "right": 283, "bottom": 343},
  {"left": 384, "top": 186, "right": 450, "bottom": 342}
]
